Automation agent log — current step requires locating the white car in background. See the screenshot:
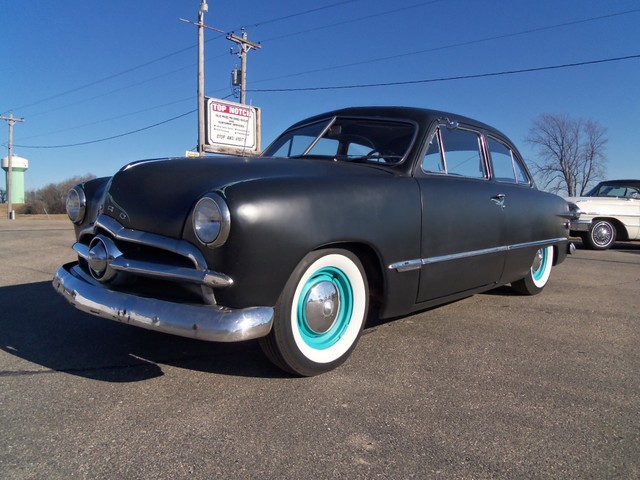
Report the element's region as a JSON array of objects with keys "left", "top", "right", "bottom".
[{"left": 567, "top": 179, "right": 640, "bottom": 250}]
